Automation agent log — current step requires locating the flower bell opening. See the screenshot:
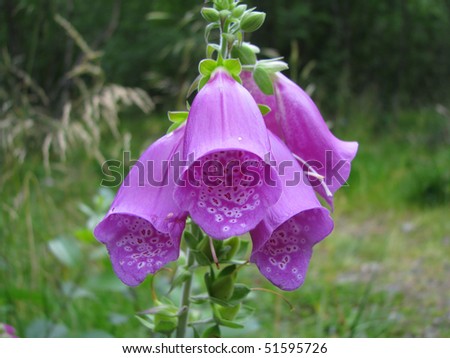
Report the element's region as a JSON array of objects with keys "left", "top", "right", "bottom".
[
  {"left": 94, "top": 128, "right": 187, "bottom": 286},
  {"left": 250, "top": 132, "right": 334, "bottom": 291},
  {"left": 95, "top": 214, "right": 180, "bottom": 286},
  {"left": 174, "top": 69, "right": 281, "bottom": 239}
]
